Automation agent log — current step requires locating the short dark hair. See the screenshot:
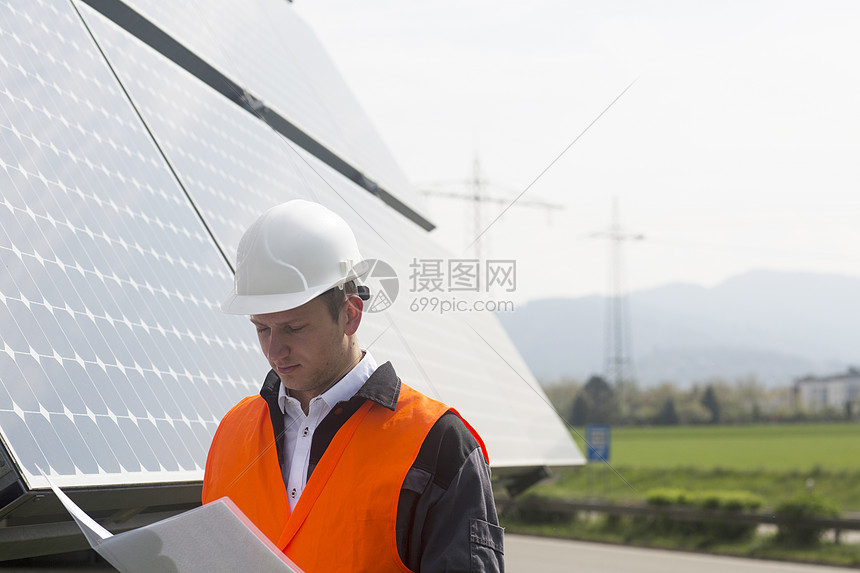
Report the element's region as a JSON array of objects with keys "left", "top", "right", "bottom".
[{"left": 320, "top": 280, "right": 357, "bottom": 322}]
